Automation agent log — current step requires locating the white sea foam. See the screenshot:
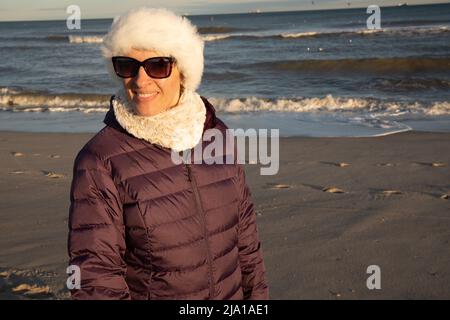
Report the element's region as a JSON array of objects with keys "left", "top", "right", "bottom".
[
  {"left": 276, "top": 25, "right": 449, "bottom": 39},
  {"left": 1, "top": 90, "right": 449, "bottom": 117},
  {"left": 425, "top": 101, "right": 450, "bottom": 116},
  {"left": 0, "top": 87, "right": 20, "bottom": 95},
  {"left": 0, "top": 91, "right": 109, "bottom": 113},
  {"left": 202, "top": 34, "right": 232, "bottom": 42},
  {"left": 68, "top": 35, "right": 104, "bottom": 44},
  {"left": 280, "top": 31, "right": 320, "bottom": 38},
  {"left": 208, "top": 95, "right": 450, "bottom": 116}
]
